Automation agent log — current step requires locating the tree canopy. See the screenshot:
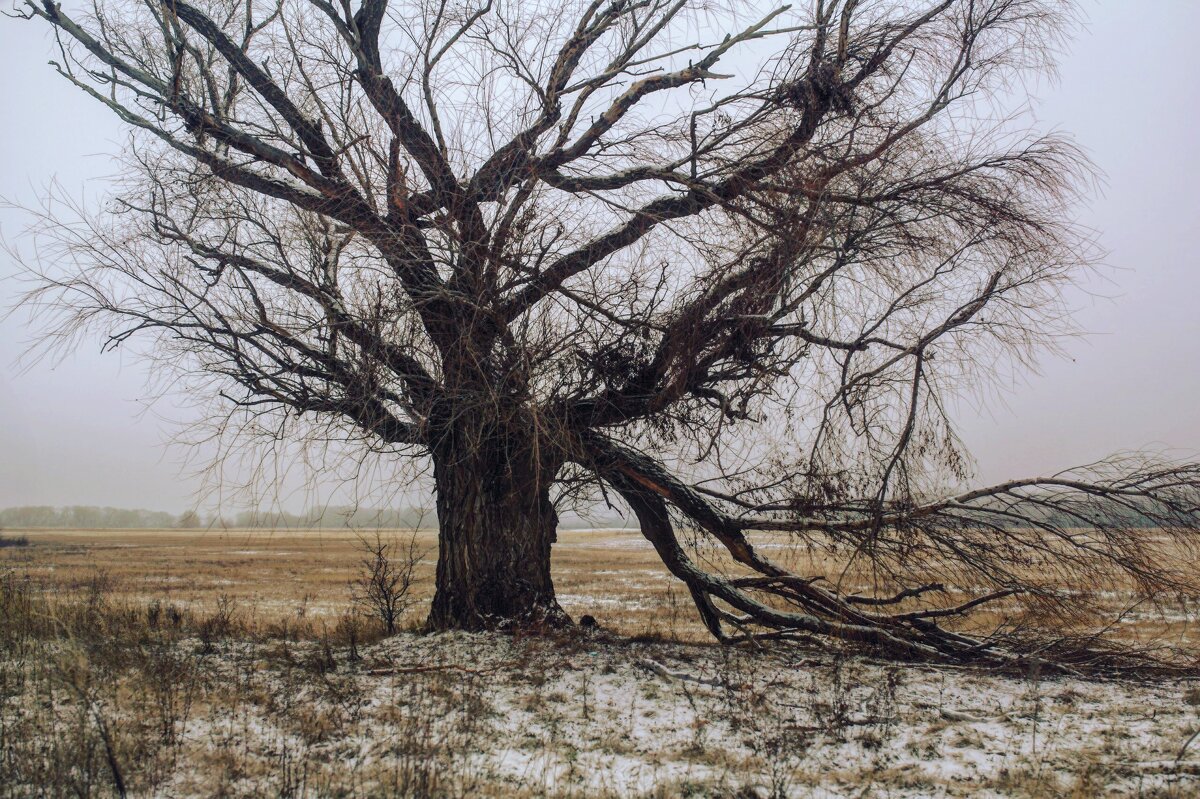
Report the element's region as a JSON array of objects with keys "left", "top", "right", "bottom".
[{"left": 13, "top": 0, "right": 1200, "bottom": 667}]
